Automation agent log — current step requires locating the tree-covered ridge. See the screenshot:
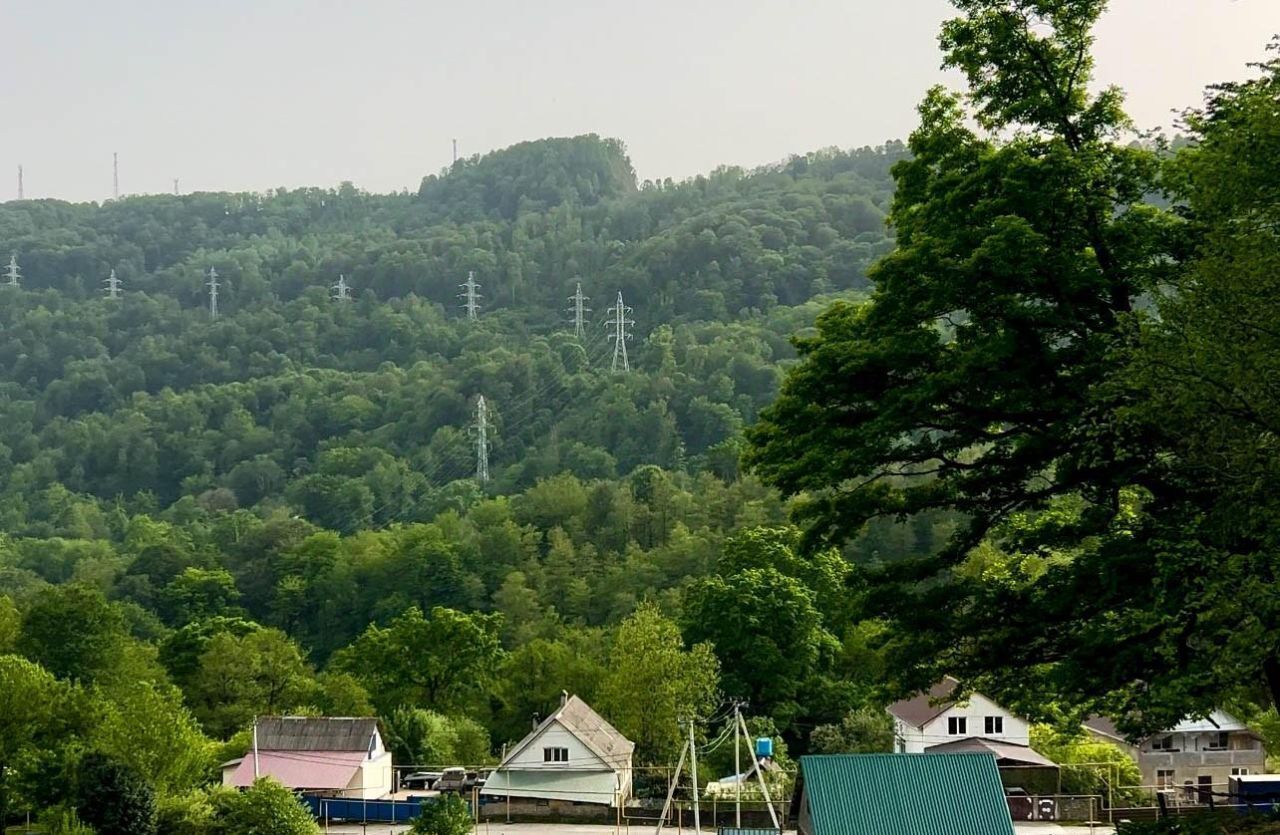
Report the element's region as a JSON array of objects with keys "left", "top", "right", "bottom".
[
  {"left": 0, "top": 136, "right": 904, "bottom": 539},
  {"left": 0, "top": 132, "right": 921, "bottom": 829}
]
